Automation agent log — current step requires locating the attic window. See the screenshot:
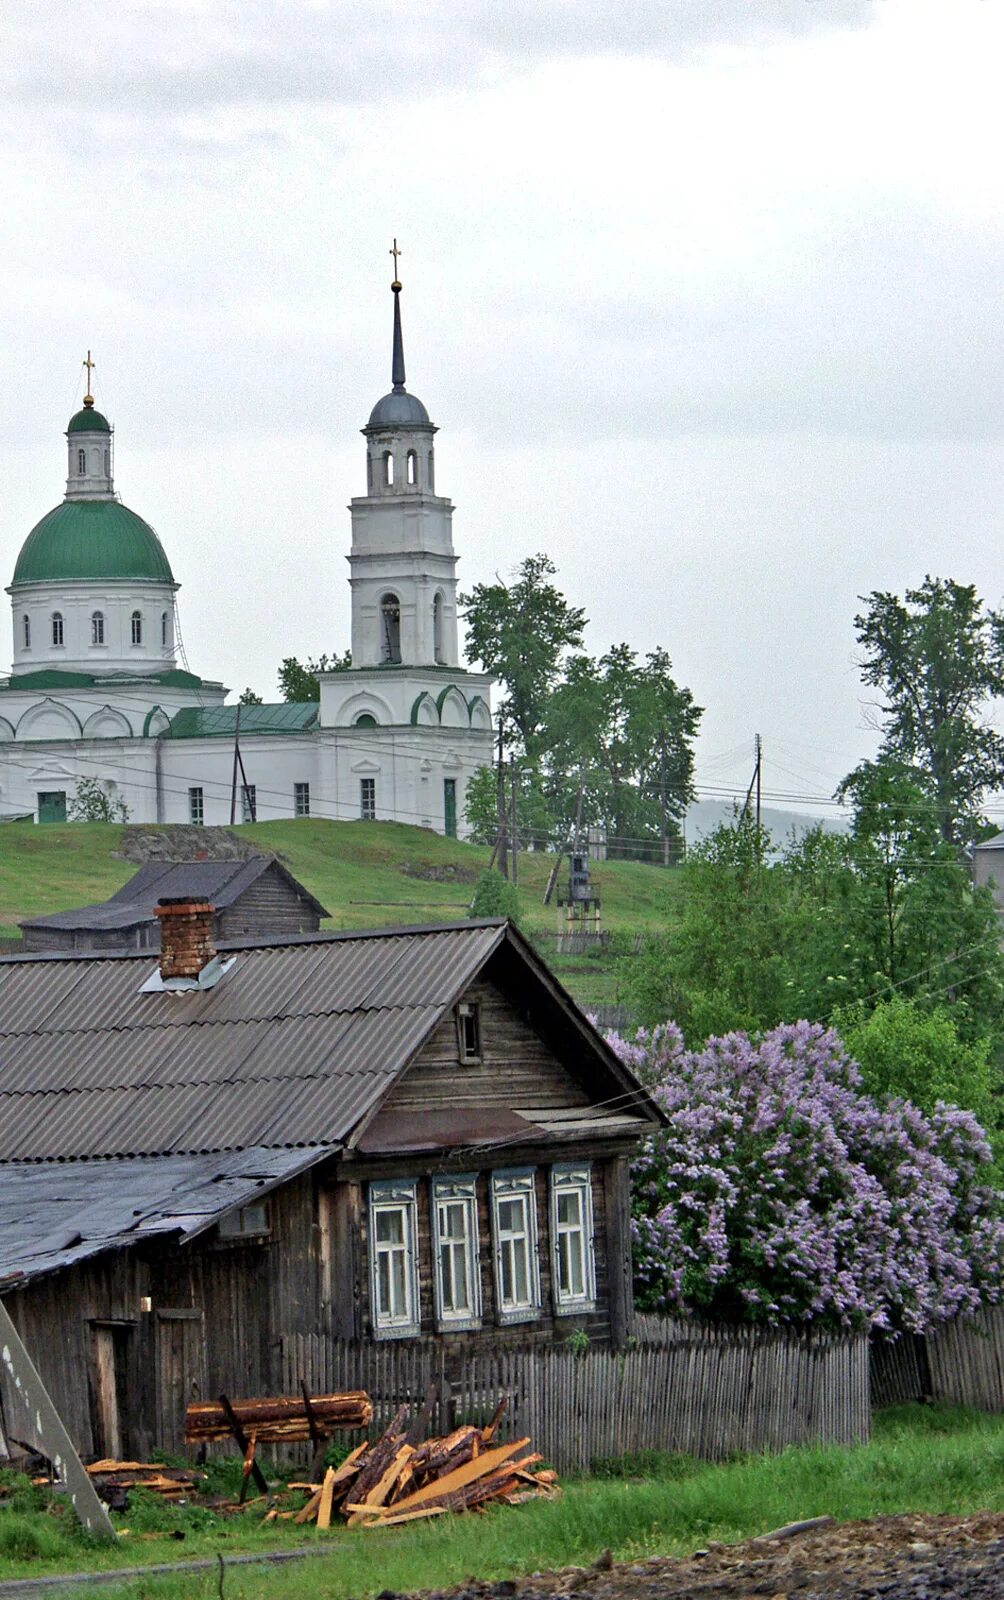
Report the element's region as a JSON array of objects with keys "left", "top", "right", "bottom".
[
  {"left": 218, "top": 1201, "right": 270, "bottom": 1240},
  {"left": 456, "top": 1002, "right": 481, "bottom": 1061}
]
